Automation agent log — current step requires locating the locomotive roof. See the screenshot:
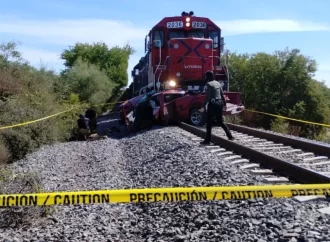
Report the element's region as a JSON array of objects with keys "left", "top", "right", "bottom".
[{"left": 151, "top": 15, "right": 220, "bottom": 31}]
